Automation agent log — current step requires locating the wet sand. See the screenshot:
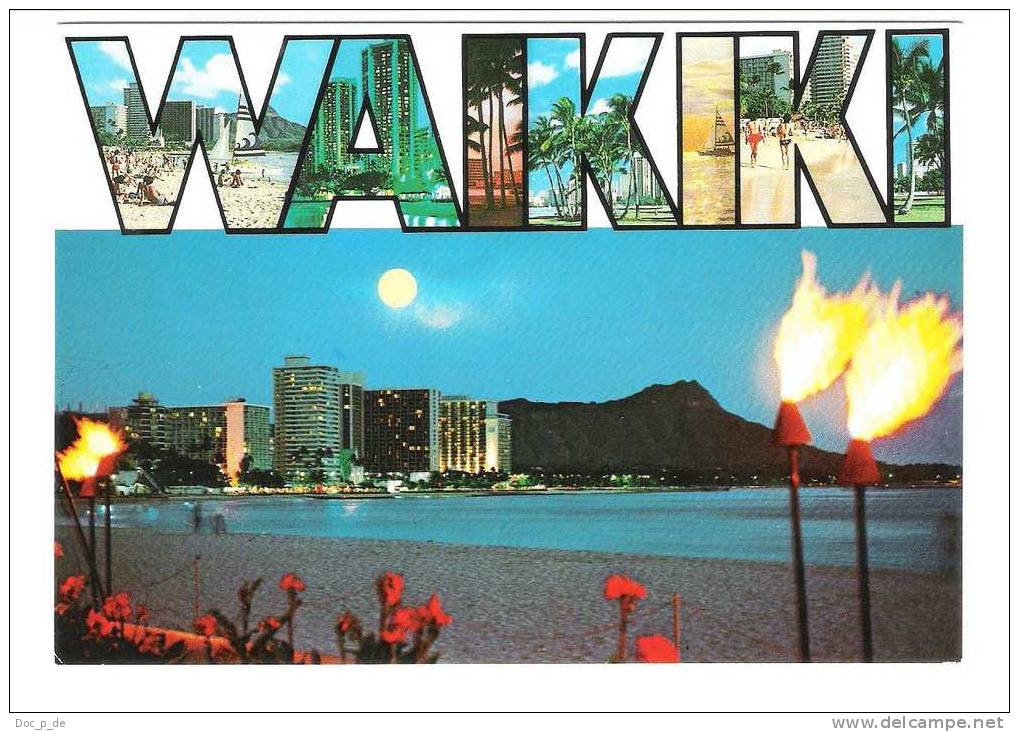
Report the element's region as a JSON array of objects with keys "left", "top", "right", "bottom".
[{"left": 56, "top": 527, "right": 961, "bottom": 664}]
